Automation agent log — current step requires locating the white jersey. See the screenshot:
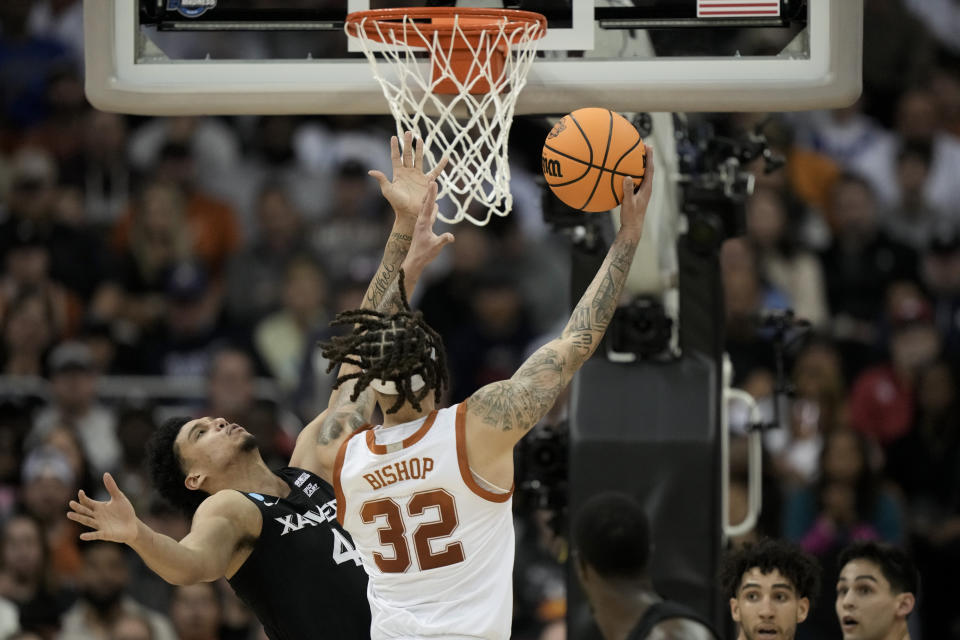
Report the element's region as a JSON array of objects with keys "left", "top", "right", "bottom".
[{"left": 334, "top": 402, "right": 514, "bottom": 640}]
